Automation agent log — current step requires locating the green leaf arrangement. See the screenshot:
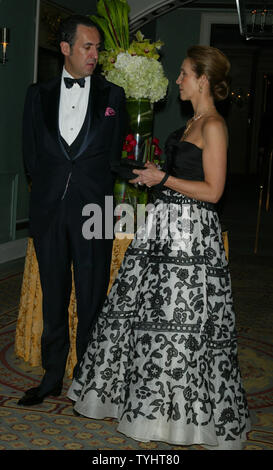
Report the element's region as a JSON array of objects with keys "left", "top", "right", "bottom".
[
  {"left": 90, "top": 0, "right": 130, "bottom": 51},
  {"left": 89, "top": 0, "right": 169, "bottom": 103}
]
